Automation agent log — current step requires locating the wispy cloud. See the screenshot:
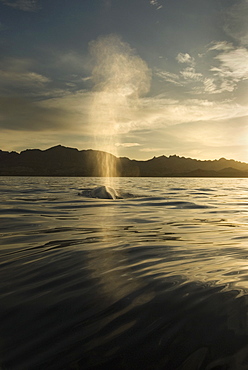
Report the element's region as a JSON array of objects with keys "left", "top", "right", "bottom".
[
  {"left": 1, "top": 84, "right": 248, "bottom": 162},
  {"left": 0, "top": 55, "right": 91, "bottom": 99},
  {"left": 155, "top": 69, "right": 183, "bottom": 86},
  {"left": 172, "top": 53, "right": 212, "bottom": 95},
  {"left": 176, "top": 52, "right": 195, "bottom": 66},
  {"left": 172, "top": 44, "right": 248, "bottom": 94},
  {"left": 175, "top": 52, "right": 206, "bottom": 89},
  {"left": 206, "top": 45, "right": 248, "bottom": 93},
  {"left": 0, "top": 0, "right": 40, "bottom": 12},
  {"left": 213, "top": 47, "right": 248, "bottom": 80},
  {"left": 115, "top": 142, "right": 140, "bottom": 148},
  {"left": 156, "top": 63, "right": 217, "bottom": 95},
  {"left": 0, "top": 69, "right": 50, "bottom": 86},
  {"left": 180, "top": 67, "right": 203, "bottom": 81},
  {"left": 224, "top": 0, "right": 248, "bottom": 46},
  {"left": 140, "top": 147, "right": 165, "bottom": 153},
  {"left": 3, "top": 82, "right": 246, "bottom": 135},
  {"left": 208, "top": 41, "right": 233, "bottom": 52},
  {"left": 203, "top": 78, "right": 217, "bottom": 93},
  {"left": 118, "top": 95, "right": 248, "bottom": 134},
  {"left": 149, "top": 0, "right": 162, "bottom": 10},
  {"left": 0, "top": 96, "right": 70, "bottom": 131},
  {"left": 0, "top": 57, "right": 50, "bottom": 95}
]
